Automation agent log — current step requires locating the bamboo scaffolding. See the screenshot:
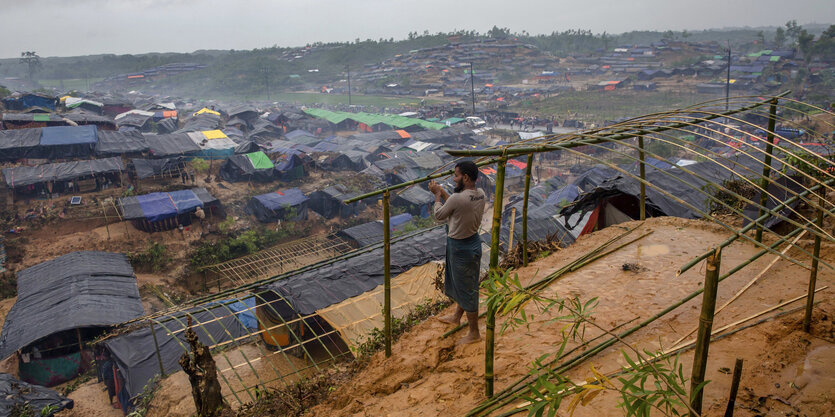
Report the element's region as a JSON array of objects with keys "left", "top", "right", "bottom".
[{"left": 690, "top": 247, "right": 721, "bottom": 416}]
